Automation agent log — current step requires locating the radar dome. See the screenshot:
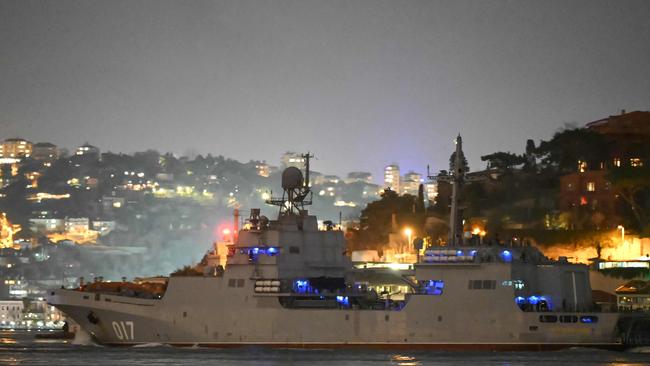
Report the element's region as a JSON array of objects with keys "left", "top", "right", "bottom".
[{"left": 282, "top": 167, "right": 304, "bottom": 190}]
